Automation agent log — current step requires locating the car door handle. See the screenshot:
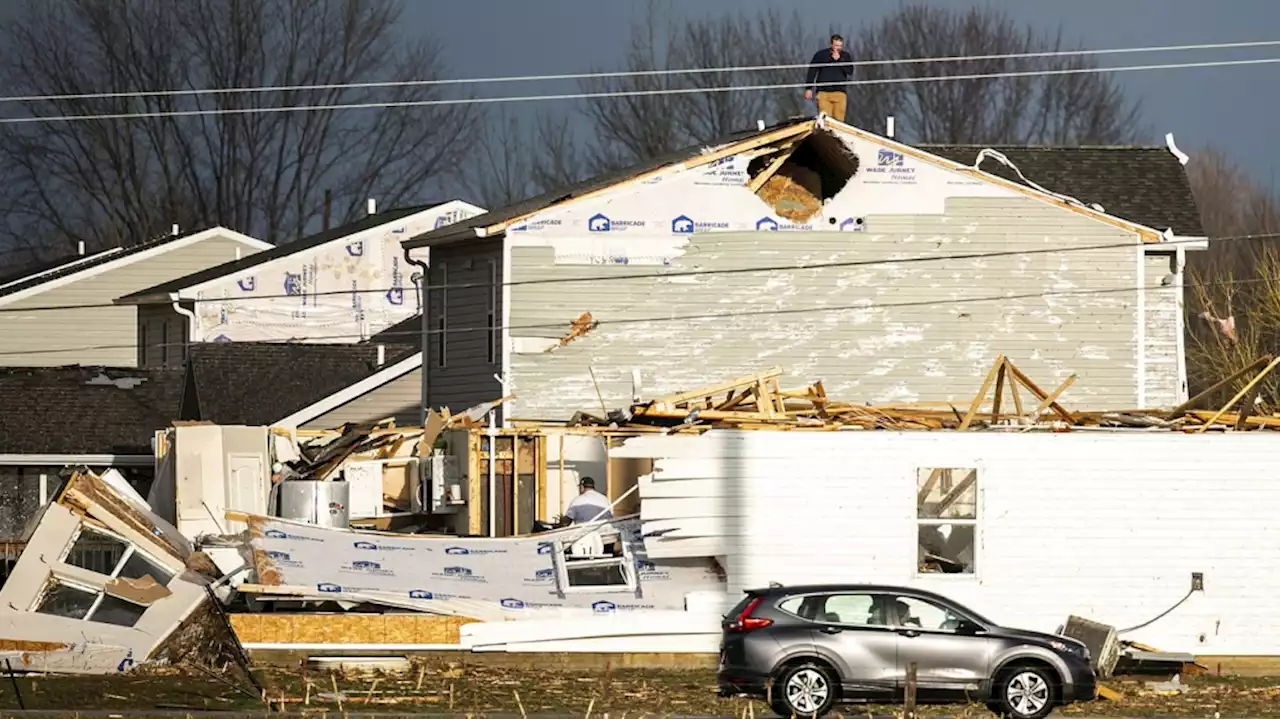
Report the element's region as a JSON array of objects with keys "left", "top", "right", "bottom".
[
  {"left": 819, "top": 625, "right": 843, "bottom": 634},
  {"left": 895, "top": 629, "right": 921, "bottom": 638}
]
